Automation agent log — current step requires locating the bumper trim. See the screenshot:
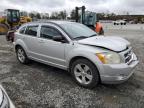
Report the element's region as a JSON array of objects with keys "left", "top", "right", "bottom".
[{"left": 100, "top": 59, "right": 139, "bottom": 84}]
